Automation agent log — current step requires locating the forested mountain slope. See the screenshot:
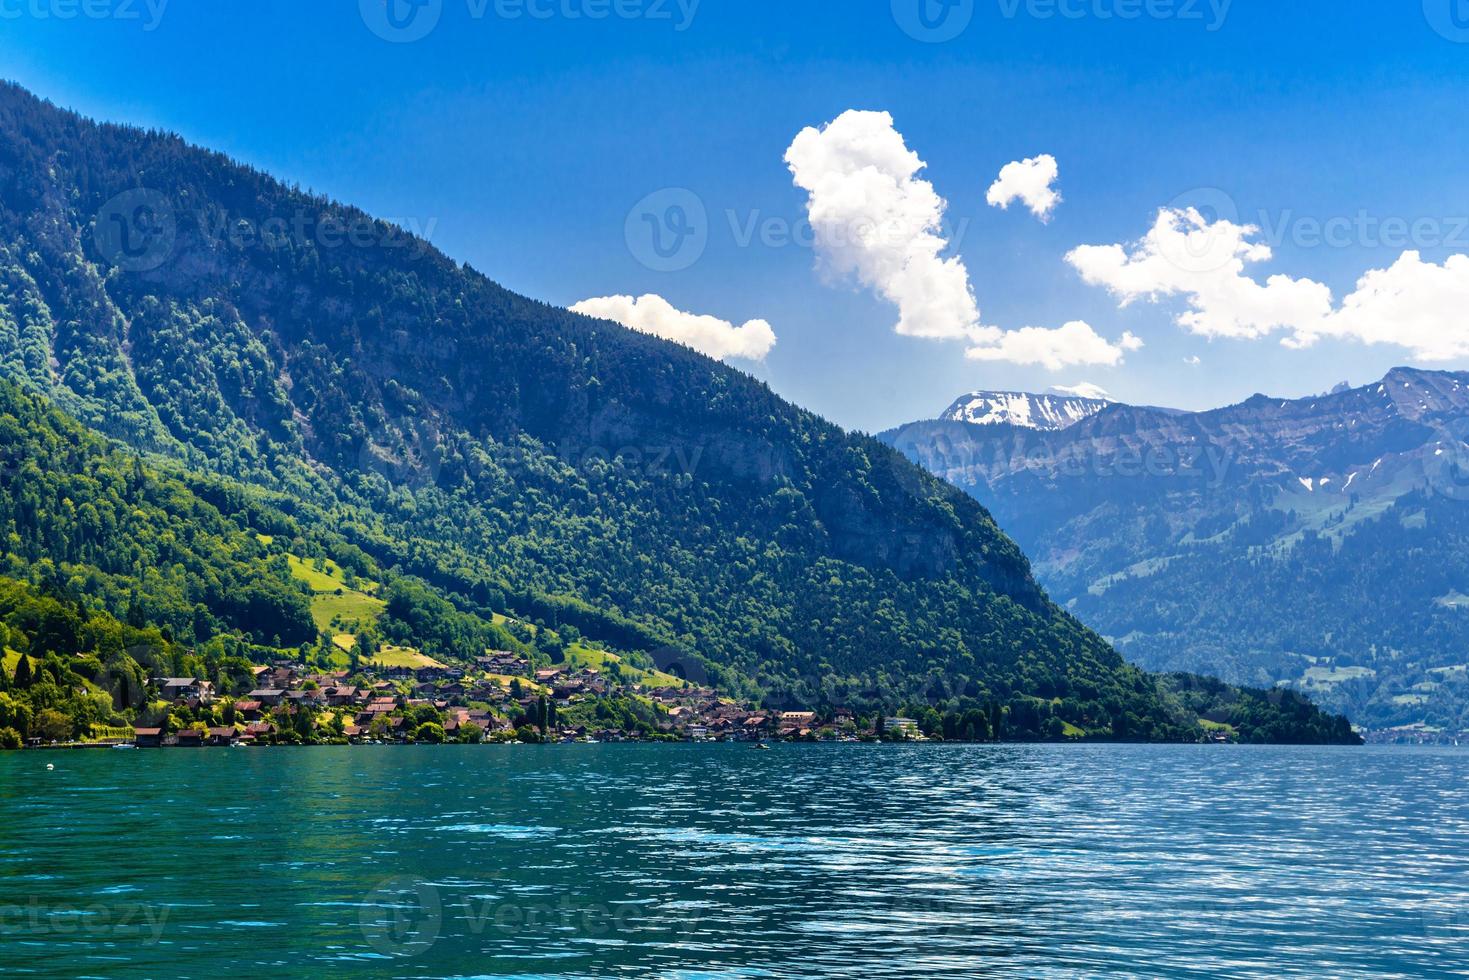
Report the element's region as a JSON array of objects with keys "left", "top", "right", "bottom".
[{"left": 0, "top": 83, "right": 1357, "bottom": 742}]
